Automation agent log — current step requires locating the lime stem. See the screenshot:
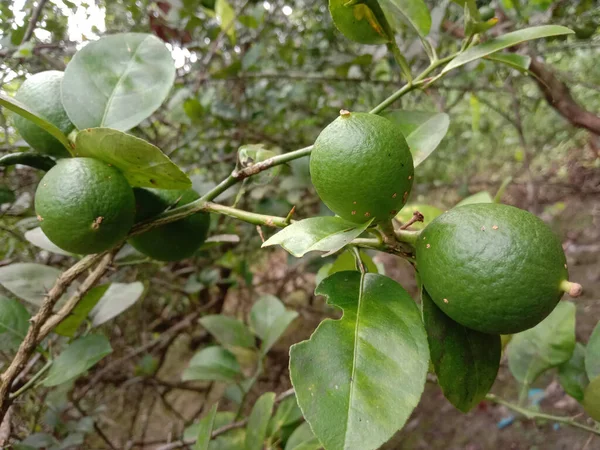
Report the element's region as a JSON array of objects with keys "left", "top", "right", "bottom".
[{"left": 560, "top": 280, "right": 583, "bottom": 297}]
